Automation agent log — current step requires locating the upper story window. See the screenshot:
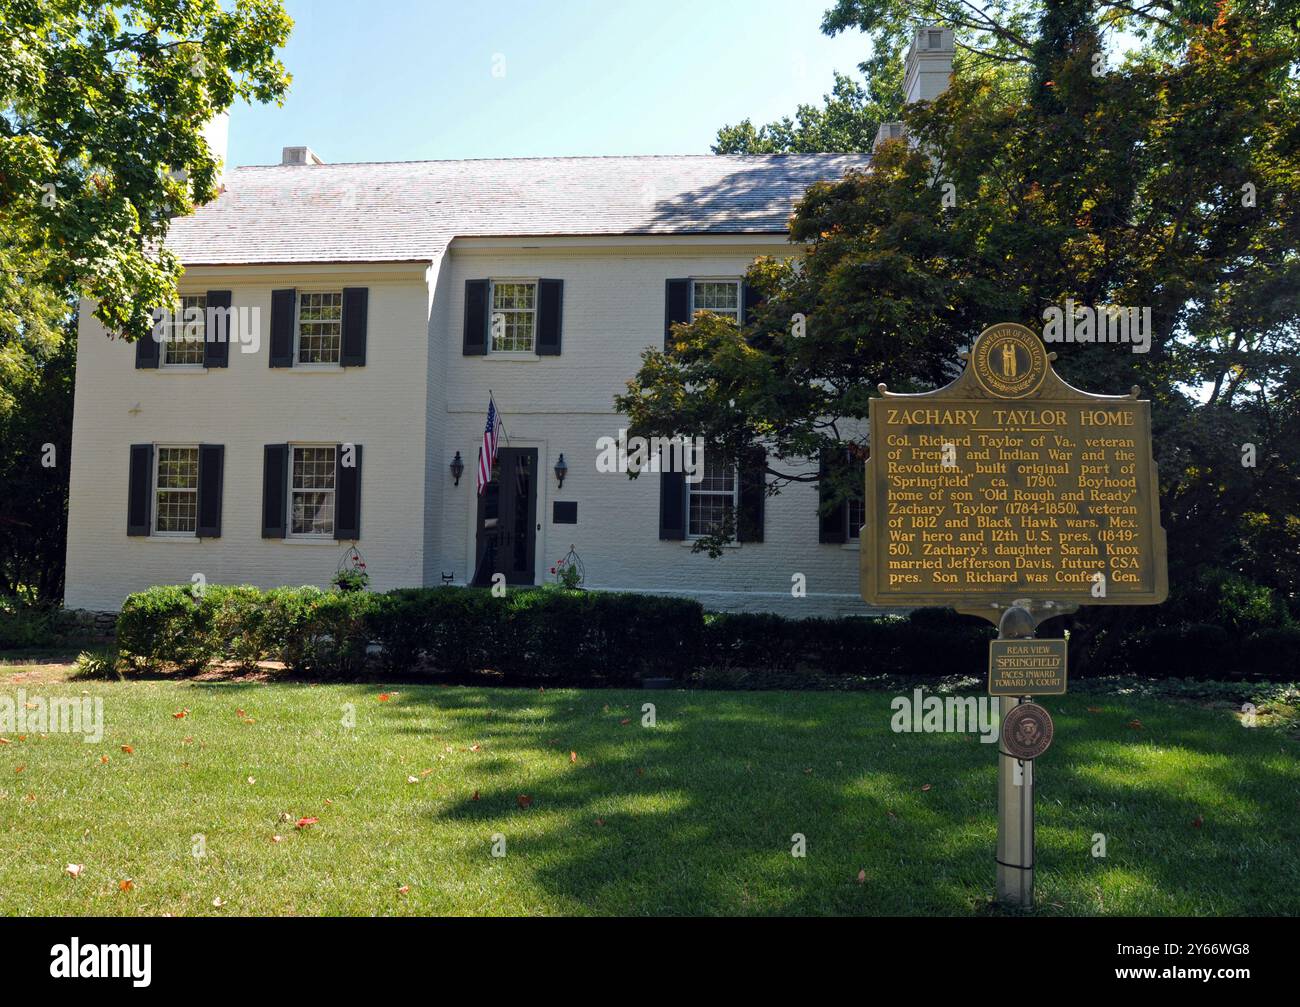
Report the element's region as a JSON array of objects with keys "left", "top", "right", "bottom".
[
  {"left": 491, "top": 280, "right": 537, "bottom": 353},
  {"left": 154, "top": 445, "right": 199, "bottom": 535},
  {"left": 688, "top": 456, "right": 738, "bottom": 538},
  {"left": 163, "top": 295, "right": 207, "bottom": 367},
  {"left": 691, "top": 280, "right": 741, "bottom": 323},
  {"left": 290, "top": 444, "right": 336, "bottom": 537},
  {"left": 297, "top": 292, "right": 343, "bottom": 364}
]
